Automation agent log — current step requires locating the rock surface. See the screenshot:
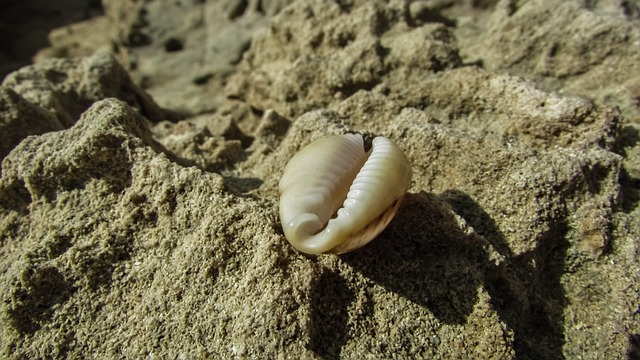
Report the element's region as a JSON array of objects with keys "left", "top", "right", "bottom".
[{"left": 0, "top": 0, "right": 639, "bottom": 358}]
